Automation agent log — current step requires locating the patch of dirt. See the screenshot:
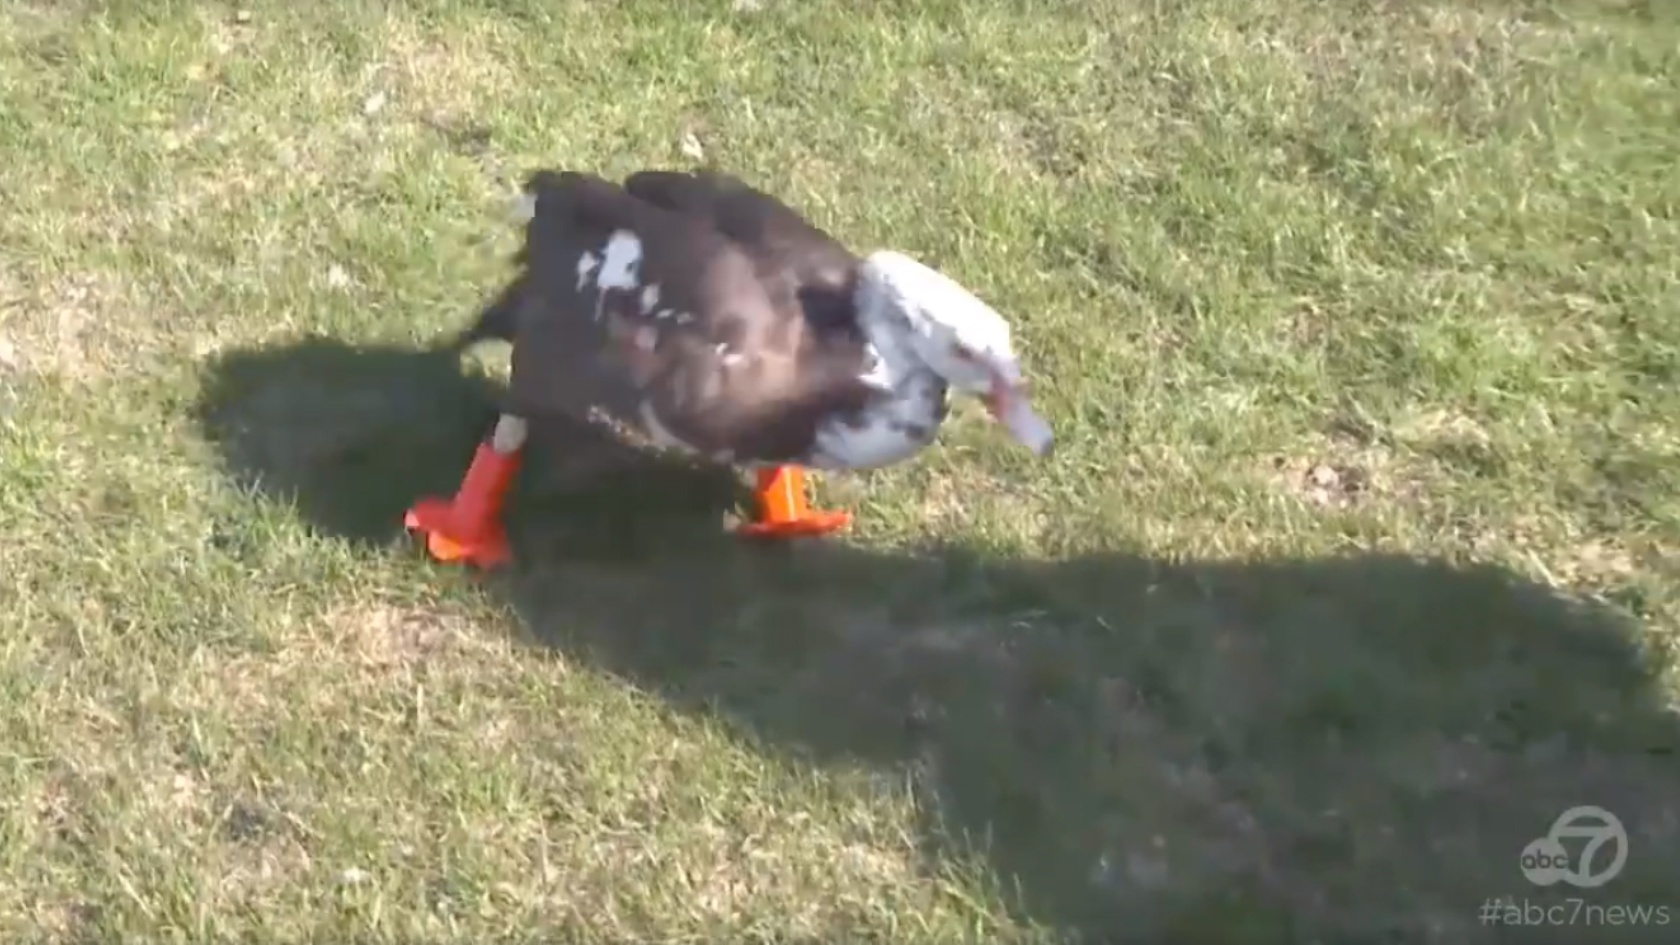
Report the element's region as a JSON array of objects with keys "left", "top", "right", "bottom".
[
  {"left": 201, "top": 602, "right": 518, "bottom": 726},
  {"left": 0, "top": 270, "right": 141, "bottom": 382},
  {"left": 1269, "top": 413, "right": 1456, "bottom": 510},
  {"left": 315, "top": 602, "right": 491, "bottom": 672},
  {"left": 1271, "top": 452, "right": 1377, "bottom": 509},
  {"left": 211, "top": 793, "right": 317, "bottom": 906},
  {"left": 378, "top": 25, "right": 518, "bottom": 133}
]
